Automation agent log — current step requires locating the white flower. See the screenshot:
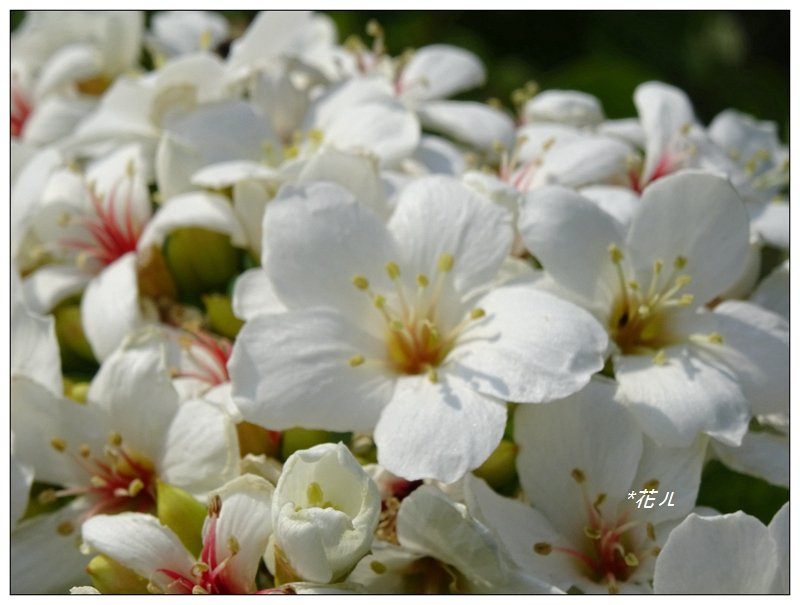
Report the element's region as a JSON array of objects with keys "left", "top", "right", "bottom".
[
  {"left": 230, "top": 176, "right": 607, "bottom": 481},
  {"left": 653, "top": 503, "right": 788, "bottom": 594},
  {"left": 519, "top": 170, "right": 787, "bottom": 446},
  {"left": 267, "top": 443, "right": 380, "bottom": 584},
  {"left": 465, "top": 377, "right": 707, "bottom": 594},
  {"left": 11, "top": 339, "right": 240, "bottom": 593},
  {"left": 81, "top": 474, "right": 274, "bottom": 594}
]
